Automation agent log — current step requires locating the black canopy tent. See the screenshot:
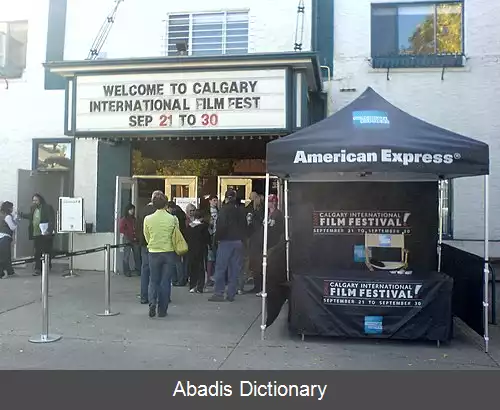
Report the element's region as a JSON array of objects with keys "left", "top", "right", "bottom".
[{"left": 260, "top": 87, "right": 491, "bottom": 350}]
